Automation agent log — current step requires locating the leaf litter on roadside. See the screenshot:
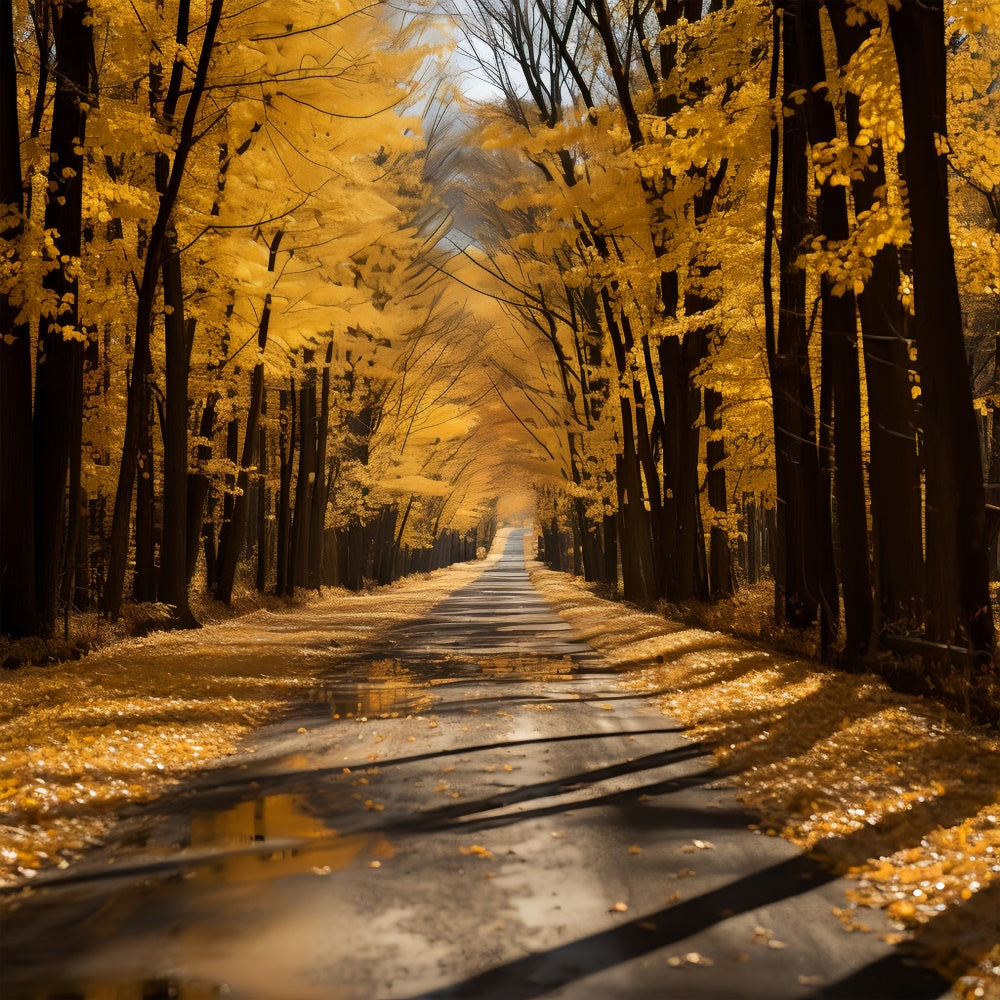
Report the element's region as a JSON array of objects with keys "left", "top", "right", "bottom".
[{"left": 530, "top": 566, "right": 1000, "bottom": 1000}]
